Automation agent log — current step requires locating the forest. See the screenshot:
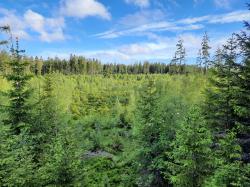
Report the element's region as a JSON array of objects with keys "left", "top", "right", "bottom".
[{"left": 0, "top": 3, "right": 250, "bottom": 187}]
